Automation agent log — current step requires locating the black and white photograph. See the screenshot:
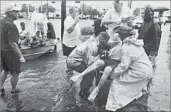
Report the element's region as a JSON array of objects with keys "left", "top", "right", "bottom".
[{"left": 0, "top": 0, "right": 170, "bottom": 111}]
